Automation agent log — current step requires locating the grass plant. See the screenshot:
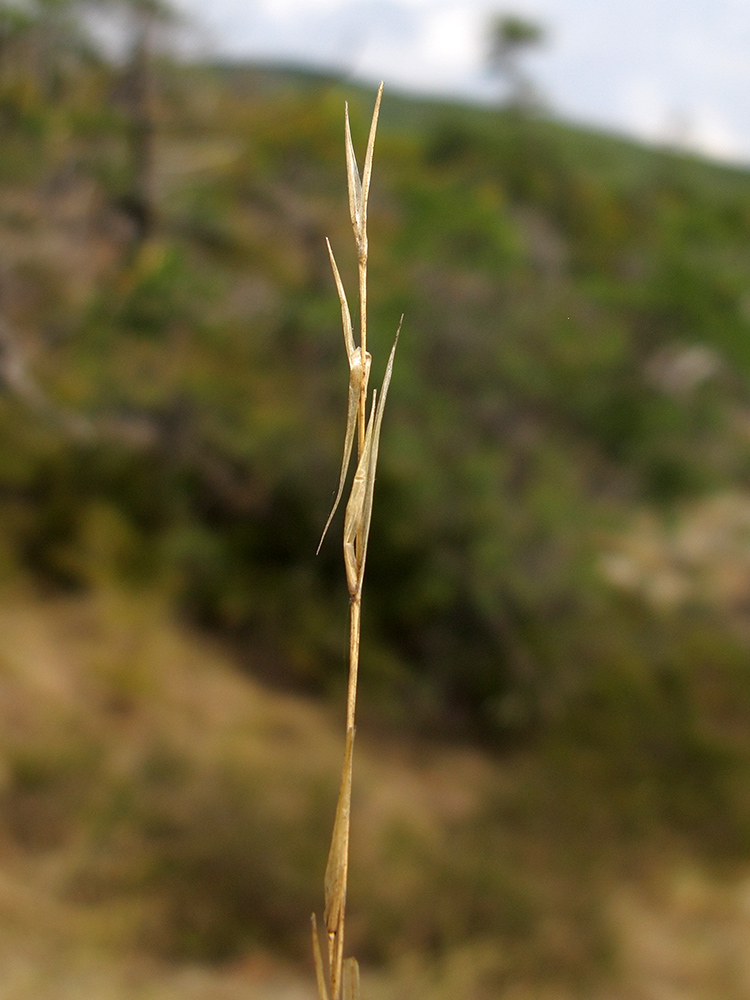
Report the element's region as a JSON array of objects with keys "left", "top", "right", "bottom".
[{"left": 312, "top": 82, "right": 401, "bottom": 1000}]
